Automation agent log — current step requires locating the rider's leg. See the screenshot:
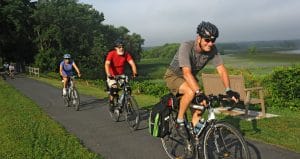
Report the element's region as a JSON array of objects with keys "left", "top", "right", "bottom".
[
  {"left": 107, "top": 78, "right": 117, "bottom": 106},
  {"left": 62, "top": 77, "right": 68, "bottom": 95},
  {"left": 191, "top": 110, "right": 202, "bottom": 127},
  {"left": 178, "top": 82, "right": 195, "bottom": 121}
]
